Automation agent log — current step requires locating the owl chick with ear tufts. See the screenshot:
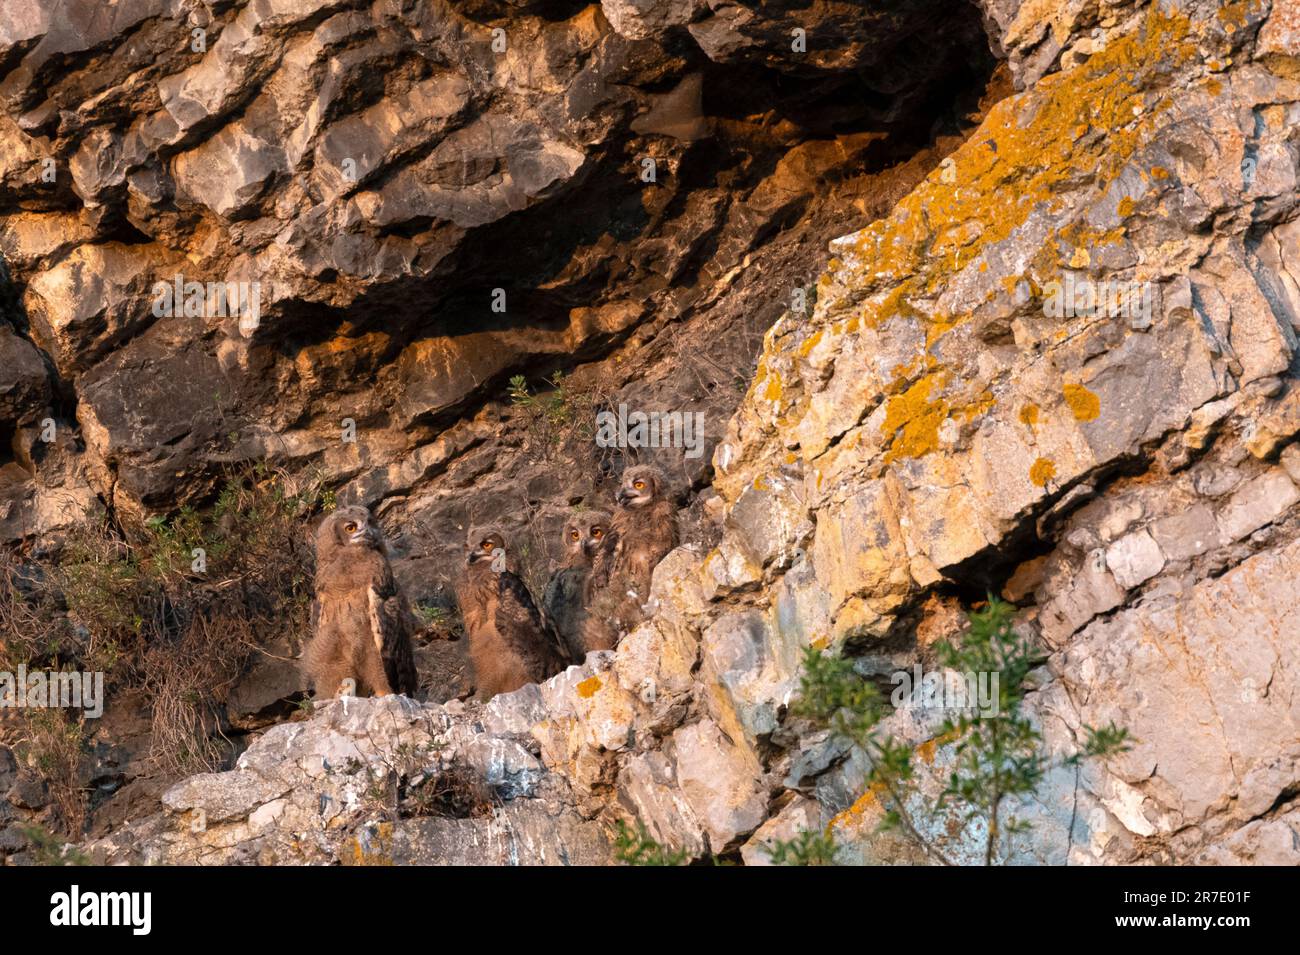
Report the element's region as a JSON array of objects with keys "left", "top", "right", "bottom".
[
  {"left": 590, "top": 465, "right": 678, "bottom": 635},
  {"left": 303, "top": 506, "right": 419, "bottom": 699},
  {"left": 542, "top": 509, "right": 615, "bottom": 661},
  {"left": 456, "top": 525, "right": 568, "bottom": 700}
]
